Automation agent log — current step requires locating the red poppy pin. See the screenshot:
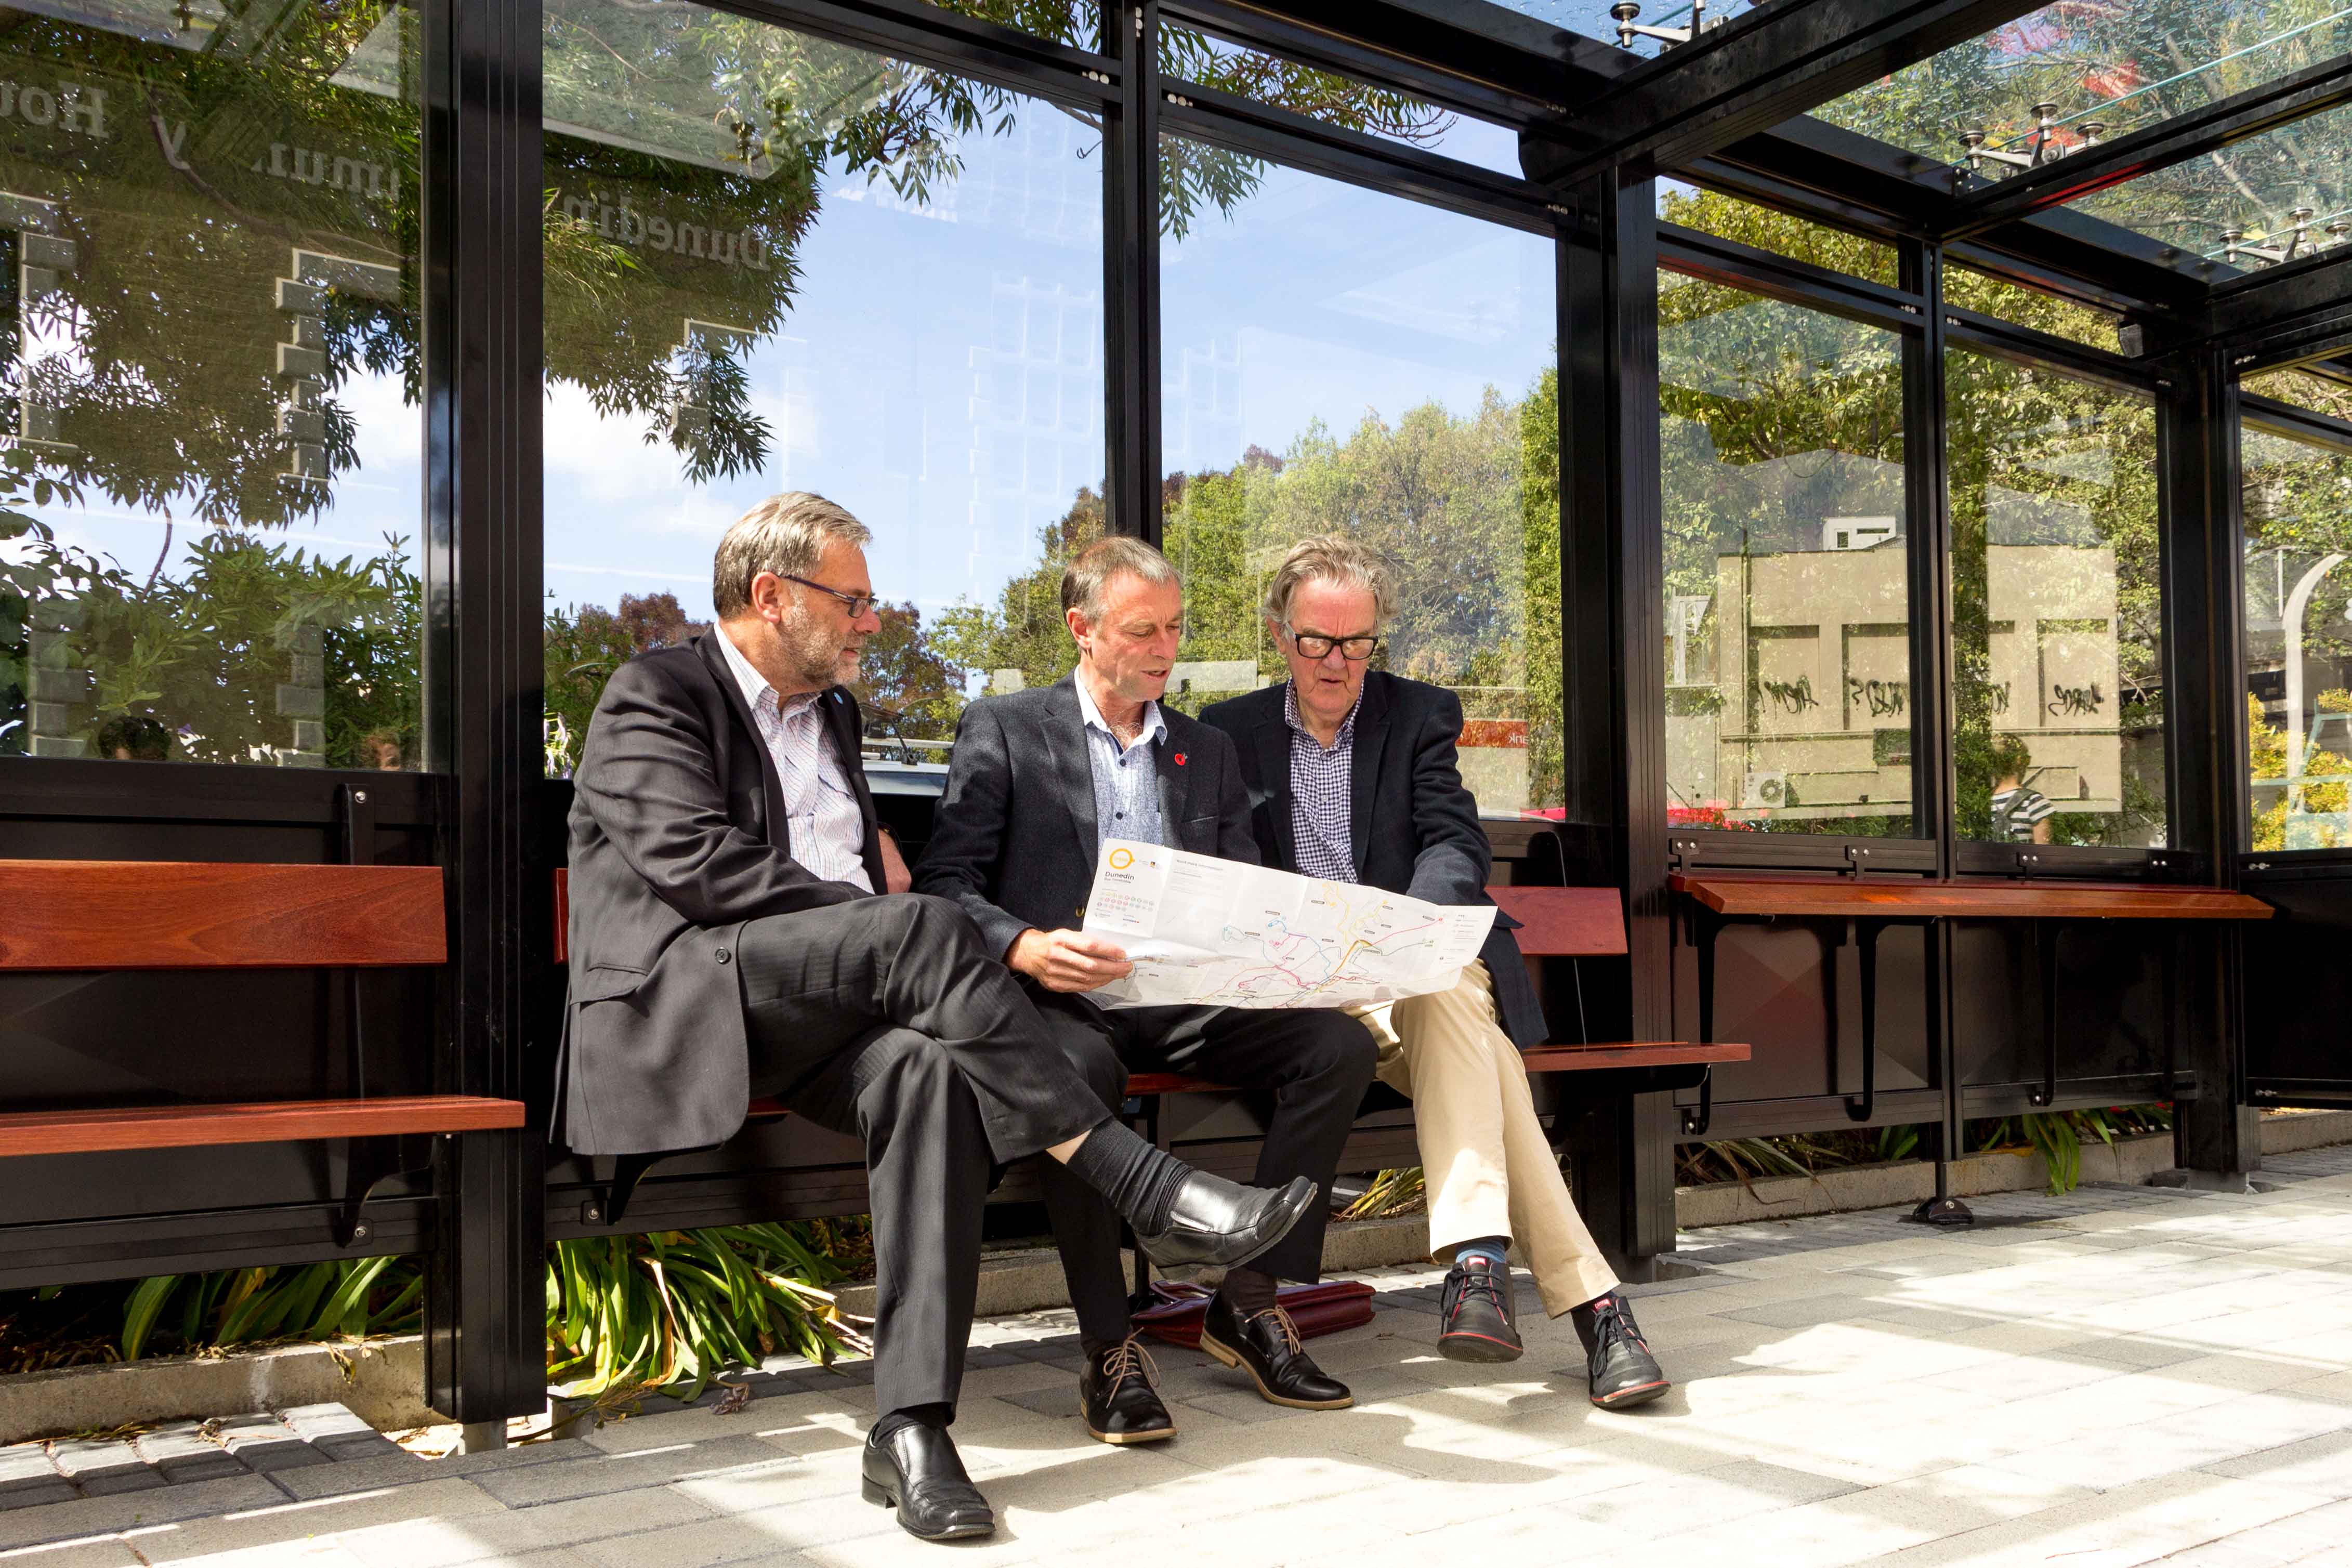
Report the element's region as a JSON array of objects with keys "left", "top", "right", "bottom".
[{"left": 1173, "top": 752, "right": 1188, "bottom": 766}]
